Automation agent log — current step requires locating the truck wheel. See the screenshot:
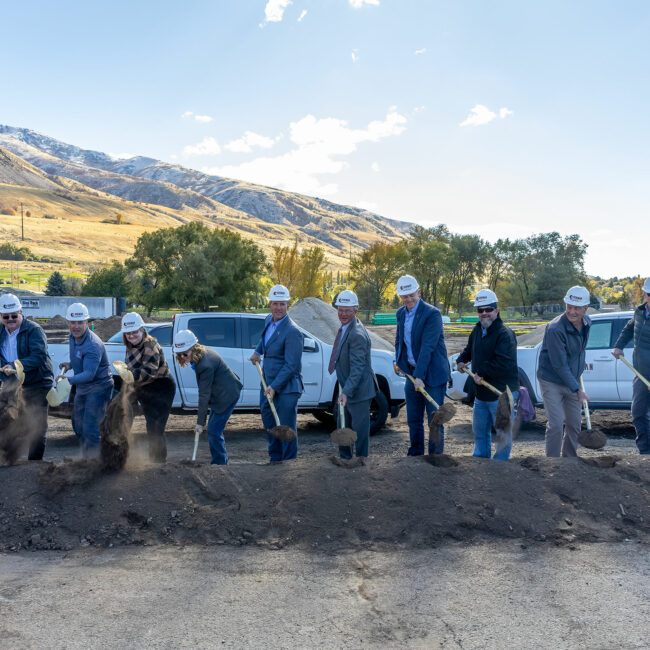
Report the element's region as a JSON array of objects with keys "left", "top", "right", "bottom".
[
  {"left": 370, "top": 390, "right": 389, "bottom": 435},
  {"left": 312, "top": 409, "right": 336, "bottom": 429}
]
